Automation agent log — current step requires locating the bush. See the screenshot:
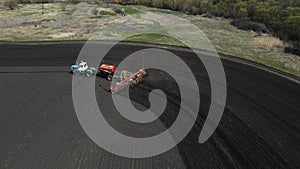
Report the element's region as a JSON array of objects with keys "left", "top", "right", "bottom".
[
  {"left": 4, "top": 0, "right": 18, "bottom": 10},
  {"left": 95, "top": 0, "right": 104, "bottom": 6},
  {"left": 67, "top": 0, "right": 81, "bottom": 4},
  {"left": 231, "top": 18, "right": 269, "bottom": 34},
  {"left": 91, "top": 8, "right": 98, "bottom": 15},
  {"left": 115, "top": 6, "right": 139, "bottom": 14},
  {"left": 60, "top": 2, "right": 67, "bottom": 11},
  {"left": 30, "top": 0, "right": 54, "bottom": 3},
  {"left": 17, "top": 0, "right": 33, "bottom": 4},
  {"left": 113, "top": 7, "right": 125, "bottom": 16},
  {"left": 99, "top": 10, "right": 116, "bottom": 16}
]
